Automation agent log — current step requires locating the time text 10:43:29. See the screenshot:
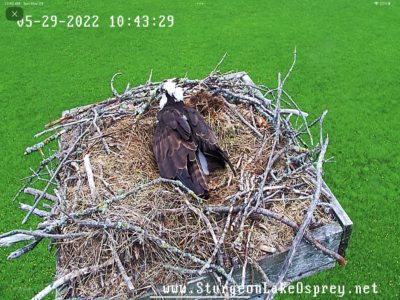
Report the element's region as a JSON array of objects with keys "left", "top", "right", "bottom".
[{"left": 16, "top": 15, "right": 174, "bottom": 27}]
